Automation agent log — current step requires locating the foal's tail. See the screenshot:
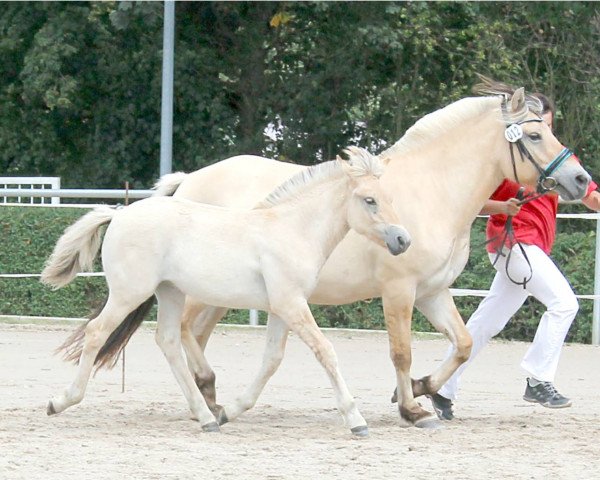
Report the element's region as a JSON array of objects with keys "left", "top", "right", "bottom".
[
  {"left": 152, "top": 171, "right": 188, "bottom": 197},
  {"left": 41, "top": 206, "right": 116, "bottom": 289}
]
